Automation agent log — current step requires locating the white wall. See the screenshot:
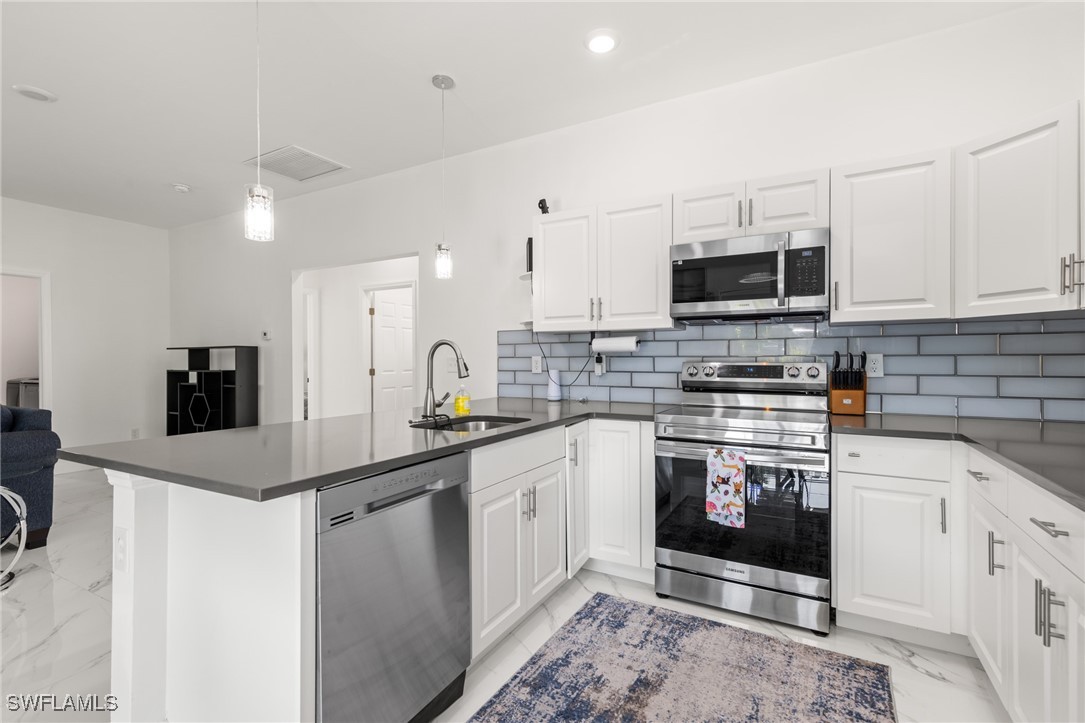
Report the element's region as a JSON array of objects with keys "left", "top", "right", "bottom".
[
  {"left": 298, "top": 256, "right": 418, "bottom": 419},
  {"left": 169, "top": 3, "right": 1085, "bottom": 425},
  {"left": 1, "top": 274, "right": 41, "bottom": 394},
  {"left": 1, "top": 198, "right": 170, "bottom": 467}
]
